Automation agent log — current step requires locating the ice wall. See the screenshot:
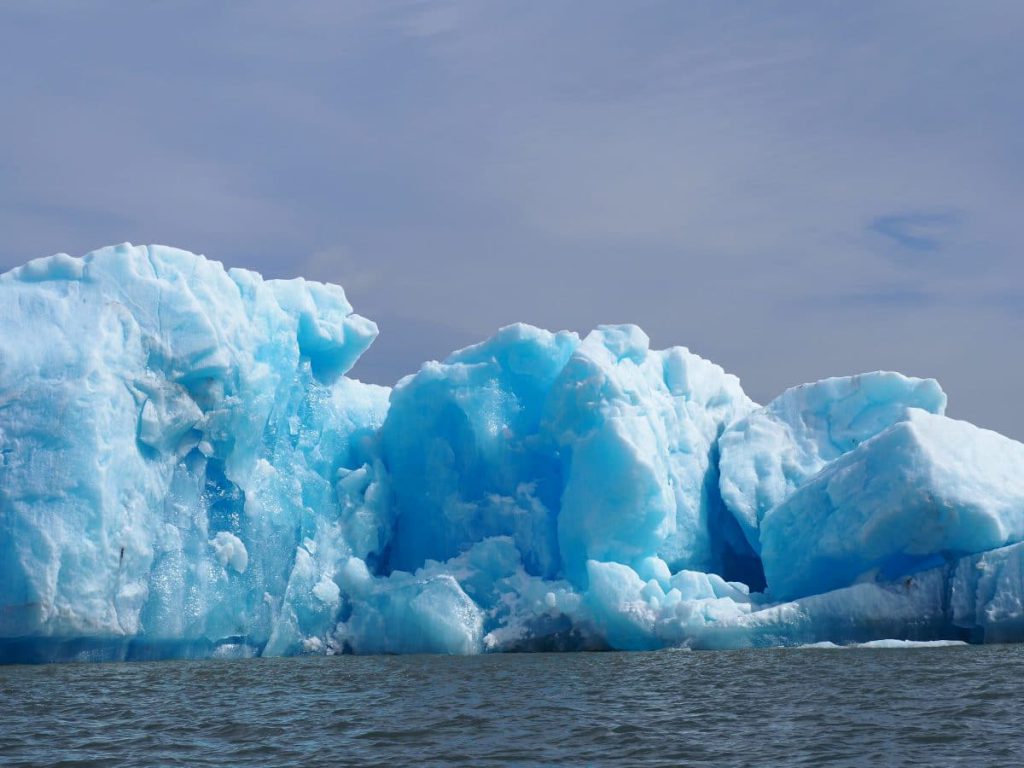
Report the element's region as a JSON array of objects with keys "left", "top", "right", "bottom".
[
  {"left": 4, "top": 244, "right": 1024, "bottom": 663},
  {"left": 0, "top": 245, "right": 388, "bottom": 660},
  {"left": 380, "top": 323, "right": 757, "bottom": 587}
]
